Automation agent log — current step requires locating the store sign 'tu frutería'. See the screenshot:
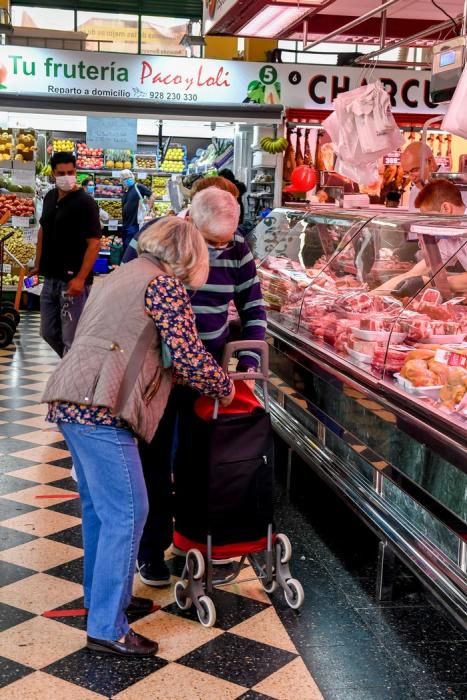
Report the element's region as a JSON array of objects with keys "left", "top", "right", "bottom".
[{"left": 0, "top": 46, "right": 446, "bottom": 115}]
